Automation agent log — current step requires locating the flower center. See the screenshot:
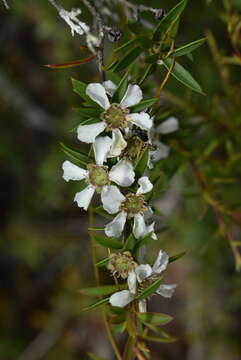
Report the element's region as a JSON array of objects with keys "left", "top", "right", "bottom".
[
  {"left": 121, "top": 193, "right": 146, "bottom": 215},
  {"left": 87, "top": 164, "right": 109, "bottom": 188},
  {"left": 101, "top": 103, "right": 129, "bottom": 130},
  {"left": 107, "top": 251, "right": 136, "bottom": 279}
]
